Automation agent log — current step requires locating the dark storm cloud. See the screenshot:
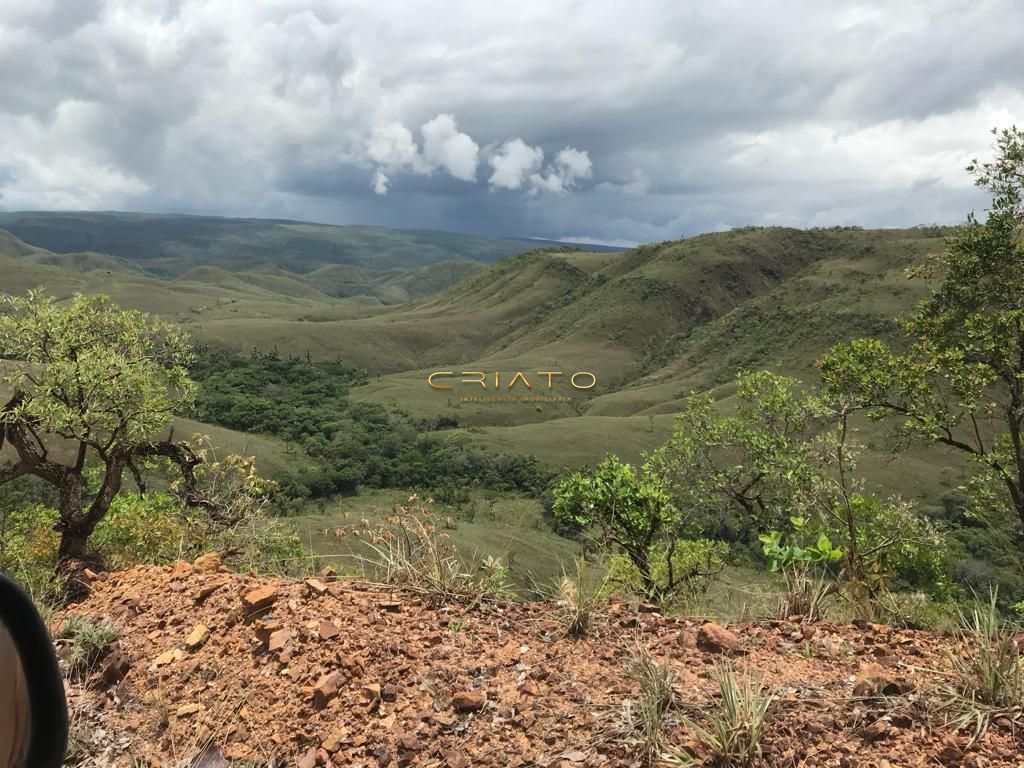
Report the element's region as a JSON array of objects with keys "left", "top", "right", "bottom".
[{"left": 0, "top": 0, "right": 1021, "bottom": 242}]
